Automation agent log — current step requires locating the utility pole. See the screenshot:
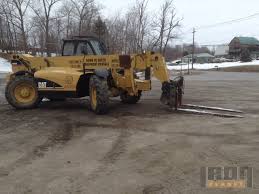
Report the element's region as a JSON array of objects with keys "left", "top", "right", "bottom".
[
  {"left": 188, "top": 57, "right": 190, "bottom": 74},
  {"left": 192, "top": 28, "right": 196, "bottom": 70},
  {"left": 181, "top": 44, "right": 184, "bottom": 75}
]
